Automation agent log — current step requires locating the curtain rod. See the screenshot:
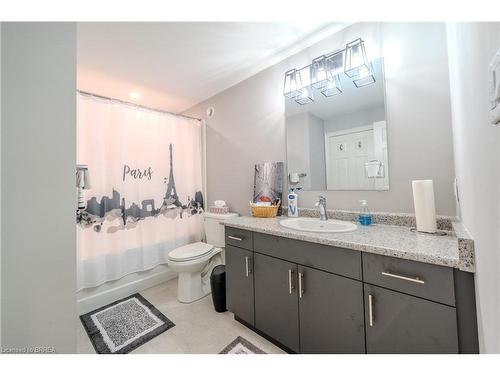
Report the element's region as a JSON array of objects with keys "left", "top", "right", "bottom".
[{"left": 77, "top": 90, "right": 202, "bottom": 122}]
